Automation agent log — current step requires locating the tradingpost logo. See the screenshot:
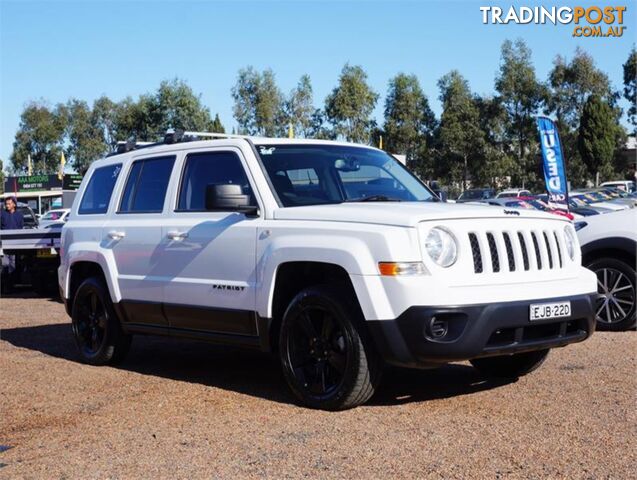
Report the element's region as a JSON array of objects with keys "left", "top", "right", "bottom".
[{"left": 480, "top": 5, "right": 627, "bottom": 38}]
